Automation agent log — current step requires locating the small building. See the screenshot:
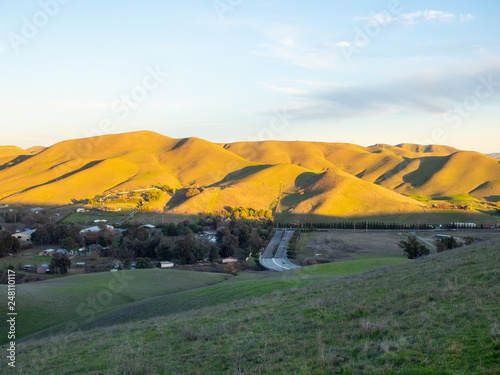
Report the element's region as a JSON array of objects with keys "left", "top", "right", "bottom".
[
  {"left": 23, "top": 265, "right": 35, "bottom": 271},
  {"left": 80, "top": 225, "right": 114, "bottom": 233},
  {"left": 31, "top": 207, "right": 44, "bottom": 213},
  {"left": 94, "top": 219, "right": 107, "bottom": 223},
  {"left": 159, "top": 261, "right": 174, "bottom": 268},
  {"left": 39, "top": 249, "right": 55, "bottom": 257},
  {"left": 75, "top": 262, "right": 85, "bottom": 268},
  {"left": 220, "top": 257, "right": 238, "bottom": 264},
  {"left": 451, "top": 222, "right": 477, "bottom": 228},
  {"left": 56, "top": 249, "right": 68, "bottom": 255},
  {"left": 13, "top": 229, "right": 36, "bottom": 242},
  {"left": 140, "top": 224, "right": 156, "bottom": 229},
  {"left": 37, "top": 264, "right": 50, "bottom": 274},
  {"left": 76, "top": 208, "right": 85, "bottom": 213}
]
